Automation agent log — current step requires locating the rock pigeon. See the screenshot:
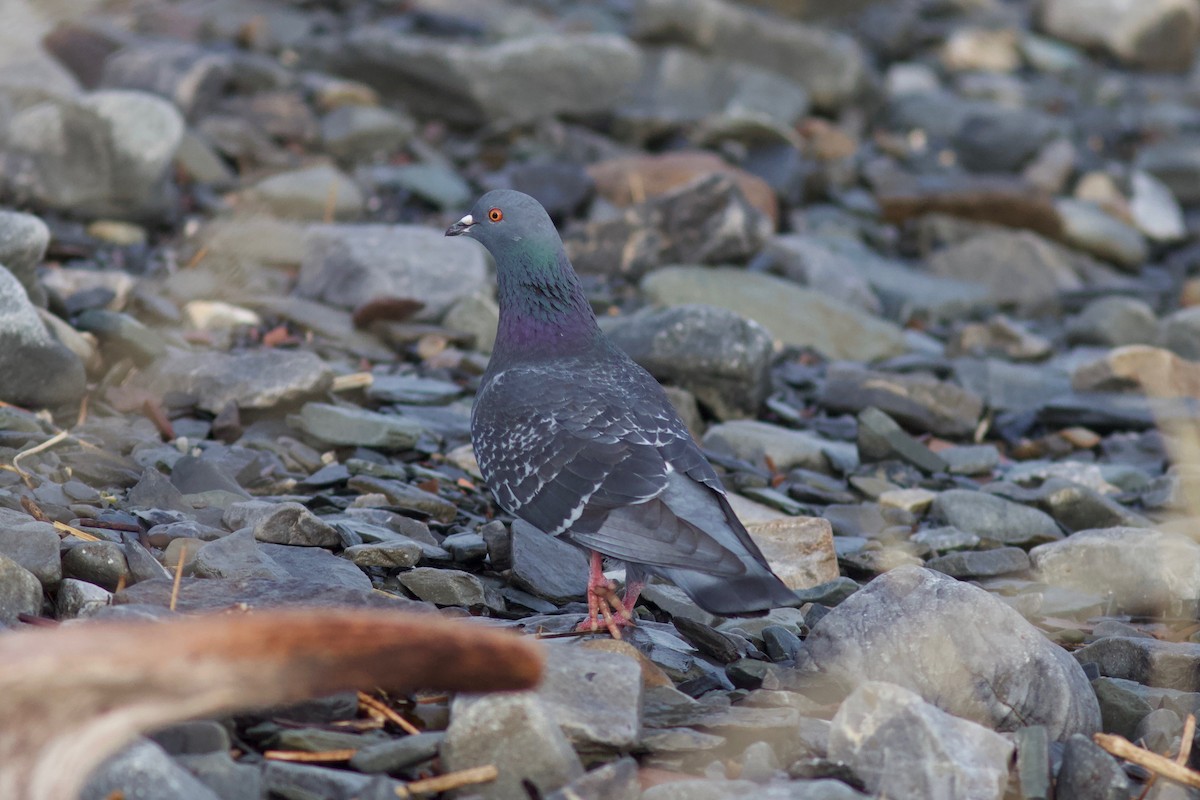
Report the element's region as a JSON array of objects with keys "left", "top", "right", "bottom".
[{"left": 447, "top": 190, "right": 798, "bottom": 636}]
